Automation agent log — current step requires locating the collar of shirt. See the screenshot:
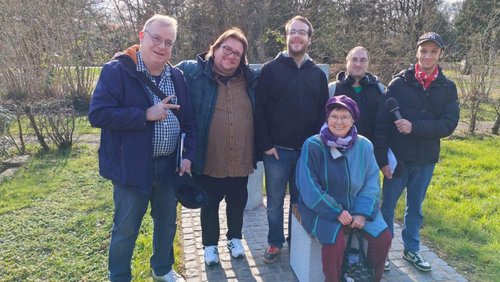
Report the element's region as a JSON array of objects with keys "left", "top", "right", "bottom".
[{"left": 136, "top": 51, "right": 172, "bottom": 79}]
